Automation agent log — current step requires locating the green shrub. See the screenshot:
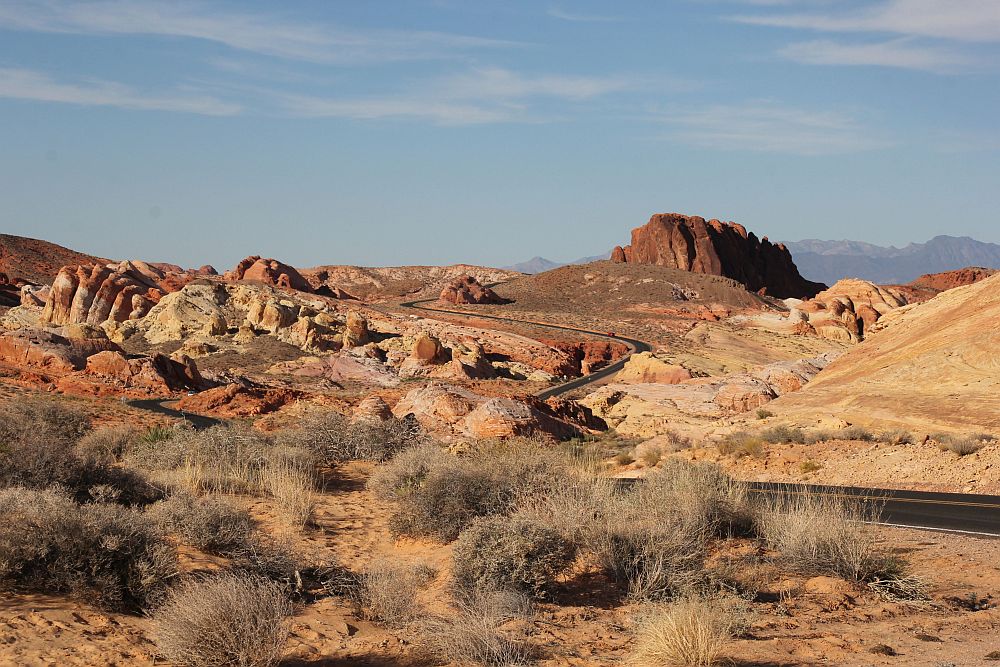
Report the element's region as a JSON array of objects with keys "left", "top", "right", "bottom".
[
  {"left": 0, "top": 487, "right": 176, "bottom": 611},
  {"left": 452, "top": 514, "right": 576, "bottom": 599},
  {"left": 152, "top": 572, "right": 292, "bottom": 667}
]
